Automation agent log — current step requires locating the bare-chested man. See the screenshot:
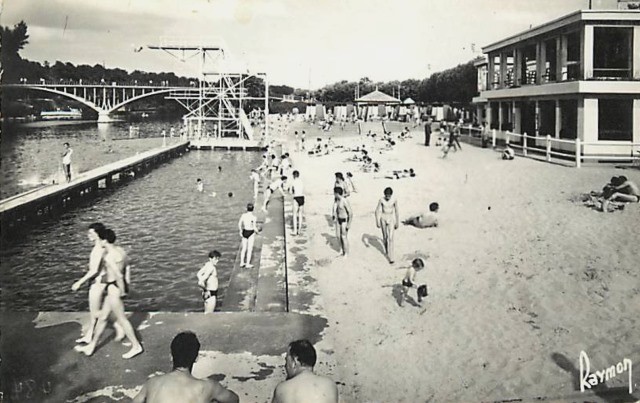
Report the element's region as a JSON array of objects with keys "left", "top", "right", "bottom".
[
  {"left": 332, "top": 187, "right": 352, "bottom": 256},
  {"left": 290, "top": 170, "right": 305, "bottom": 236},
  {"left": 75, "top": 228, "right": 143, "bottom": 359},
  {"left": 602, "top": 176, "right": 640, "bottom": 212},
  {"left": 71, "top": 223, "right": 124, "bottom": 344},
  {"left": 375, "top": 187, "right": 399, "bottom": 264},
  {"left": 272, "top": 339, "right": 338, "bottom": 403},
  {"left": 239, "top": 205, "right": 258, "bottom": 268},
  {"left": 133, "top": 331, "right": 238, "bottom": 403},
  {"left": 197, "top": 250, "right": 220, "bottom": 313}
]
